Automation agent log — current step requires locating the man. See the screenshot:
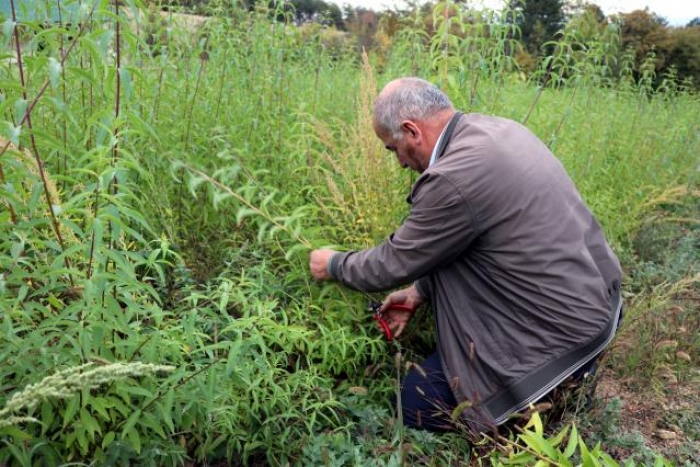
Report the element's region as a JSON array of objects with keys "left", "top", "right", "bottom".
[{"left": 309, "top": 77, "right": 622, "bottom": 433}]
